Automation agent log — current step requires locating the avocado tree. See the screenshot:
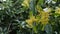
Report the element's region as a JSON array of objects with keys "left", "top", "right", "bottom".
[{"left": 0, "top": 0, "right": 60, "bottom": 34}]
